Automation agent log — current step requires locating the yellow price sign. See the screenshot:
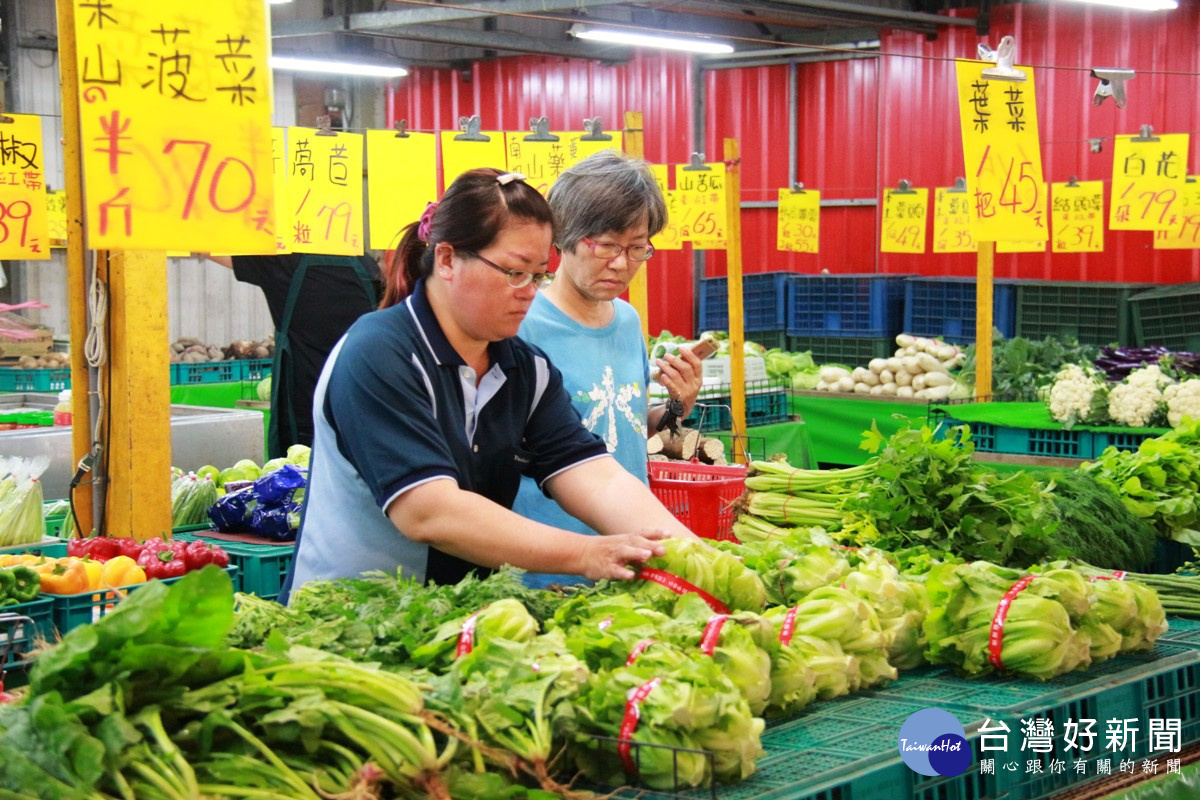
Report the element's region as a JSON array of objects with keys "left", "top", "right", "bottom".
[
  {"left": 1110, "top": 133, "right": 1191, "bottom": 231},
  {"left": 48, "top": 190, "right": 68, "bottom": 246},
  {"left": 1051, "top": 180, "right": 1104, "bottom": 253},
  {"left": 777, "top": 189, "right": 820, "bottom": 253},
  {"left": 286, "top": 129, "right": 364, "bottom": 255},
  {"left": 674, "top": 163, "right": 726, "bottom": 249},
  {"left": 72, "top": 0, "right": 275, "bottom": 252},
  {"left": 1154, "top": 178, "right": 1200, "bottom": 250},
  {"left": 933, "top": 188, "right": 976, "bottom": 253},
  {"left": 881, "top": 187, "right": 928, "bottom": 254},
  {"left": 956, "top": 60, "right": 1047, "bottom": 243},
  {"left": 996, "top": 238, "right": 1046, "bottom": 253},
  {"left": 647, "top": 165, "right": 681, "bottom": 251},
  {"left": 367, "top": 130, "right": 436, "bottom": 250},
  {"left": 503, "top": 134, "right": 620, "bottom": 196},
  {"left": 270, "top": 128, "right": 290, "bottom": 254},
  {"left": 0, "top": 115, "right": 50, "bottom": 259},
  {"left": 440, "top": 132, "right": 506, "bottom": 190}
]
